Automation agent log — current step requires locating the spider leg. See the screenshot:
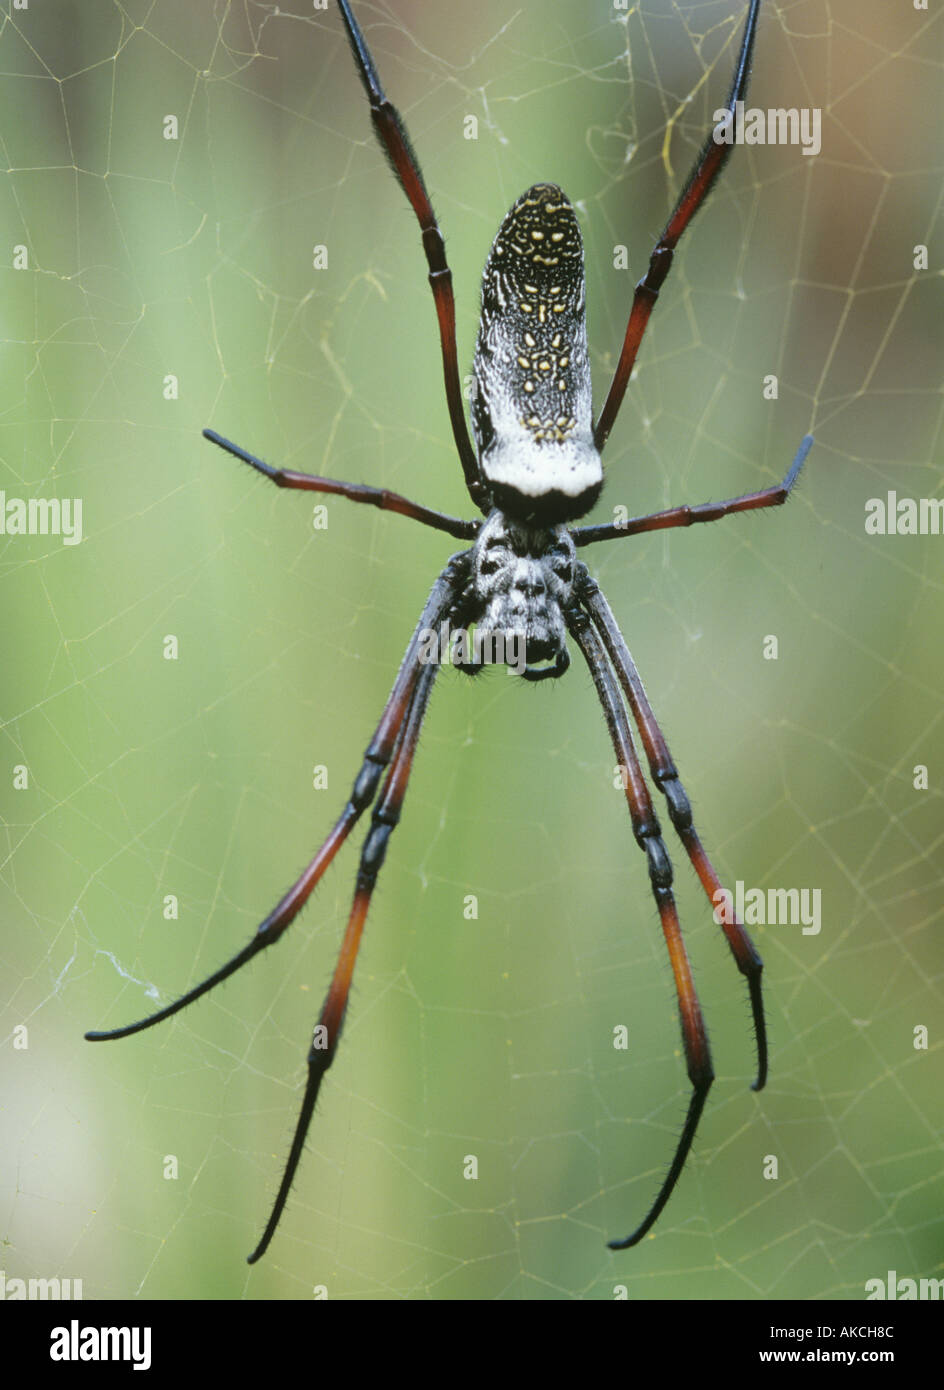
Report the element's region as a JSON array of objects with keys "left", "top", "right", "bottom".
[
  {"left": 248, "top": 659, "right": 438, "bottom": 1264},
  {"left": 337, "top": 0, "right": 487, "bottom": 512},
  {"left": 572, "top": 434, "right": 812, "bottom": 548},
  {"left": 594, "top": 0, "right": 762, "bottom": 453},
  {"left": 203, "top": 429, "right": 478, "bottom": 540},
  {"left": 85, "top": 559, "right": 465, "bottom": 1044},
  {"left": 579, "top": 570, "right": 768, "bottom": 1090},
  {"left": 567, "top": 606, "right": 714, "bottom": 1248}
]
